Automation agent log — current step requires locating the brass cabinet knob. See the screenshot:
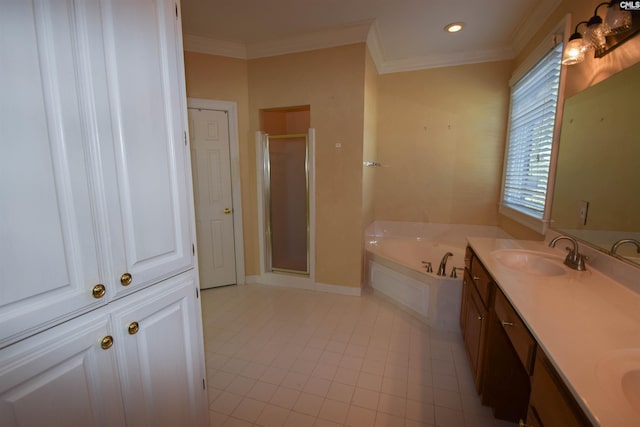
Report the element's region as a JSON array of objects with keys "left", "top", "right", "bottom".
[
  {"left": 223, "top": 208, "right": 232, "bottom": 214},
  {"left": 120, "top": 273, "right": 132, "bottom": 286},
  {"left": 128, "top": 322, "right": 139, "bottom": 335},
  {"left": 101, "top": 335, "right": 113, "bottom": 350},
  {"left": 502, "top": 321, "right": 515, "bottom": 327},
  {"left": 92, "top": 284, "right": 106, "bottom": 299}
]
